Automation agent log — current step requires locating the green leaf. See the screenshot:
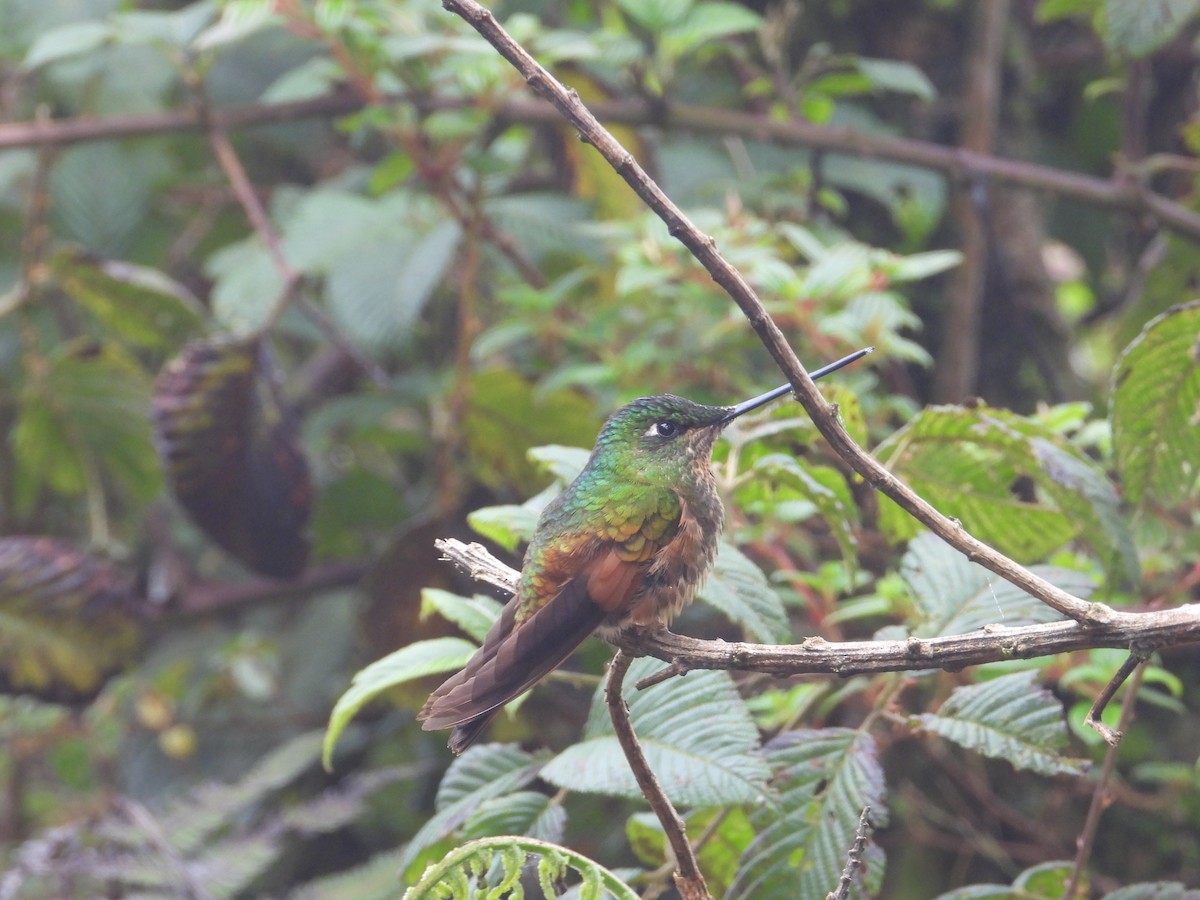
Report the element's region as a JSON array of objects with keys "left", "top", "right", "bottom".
[
  {"left": 0, "top": 538, "right": 142, "bottom": 701},
  {"left": 50, "top": 248, "right": 205, "bottom": 351},
  {"left": 662, "top": 3, "right": 761, "bottom": 58},
  {"left": 462, "top": 790, "right": 567, "bottom": 844},
  {"left": 14, "top": 339, "right": 161, "bottom": 508},
  {"left": 900, "top": 532, "right": 1096, "bottom": 636},
  {"left": 402, "top": 836, "right": 638, "bottom": 900},
  {"left": 855, "top": 57, "right": 936, "bottom": 100},
  {"left": 748, "top": 454, "right": 859, "bottom": 571},
  {"left": 322, "top": 637, "right": 477, "bottom": 769},
  {"left": 615, "top": 0, "right": 693, "bottom": 32},
  {"left": 326, "top": 221, "right": 461, "bottom": 353},
  {"left": 22, "top": 20, "right": 115, "bottom": 69},
  {"left": 399, "top": 744, "right": 546, "bottom": 877},
  {"left": 730, "top": 728, "right": 887, "bottom": 899},
  {"left": 874, "top": 404, "right": 1138, "bottom": 585},
  {"left": 540, "top": 657, "right": 769, "bottom": 807},
  {"left": 467, "top": 503, "right": 541, "bottom": 552},
  {"left": 51, "top": 143, "right": 168, "bottom": 257},
  {"left": 1111, "top": 301, "right": 1200, "bottom": 507},
  {"left": 916, "top": 671, "right": 1086, "bottom": 777},
  {"left": 696, "top": 542, "right": 790, "bottom": 643},
  {"left": 420, "top": 589, "right": 502, "bottom": 643},
  {"left": 883, "top": 249, "right": 962, "bottom": 282},
  {"left": 205, "top": 238, "right": 284, "bottom": 335},
  {"left": 1103, "top": 0, "right": 1200, "bottom": 57}
]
